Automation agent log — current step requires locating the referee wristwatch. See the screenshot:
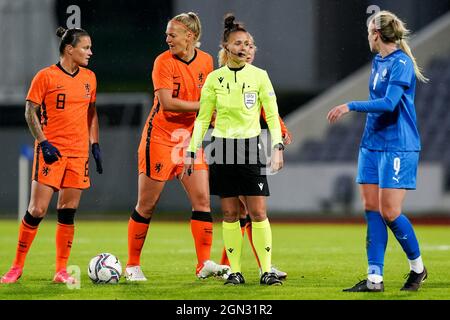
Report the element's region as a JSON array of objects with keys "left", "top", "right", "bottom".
[
  {"left": 187, "top": 151, "right": 196, "bottom": 159},
  {"left": 273, "top": 143, "right": 285, "bottom": 151}
]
